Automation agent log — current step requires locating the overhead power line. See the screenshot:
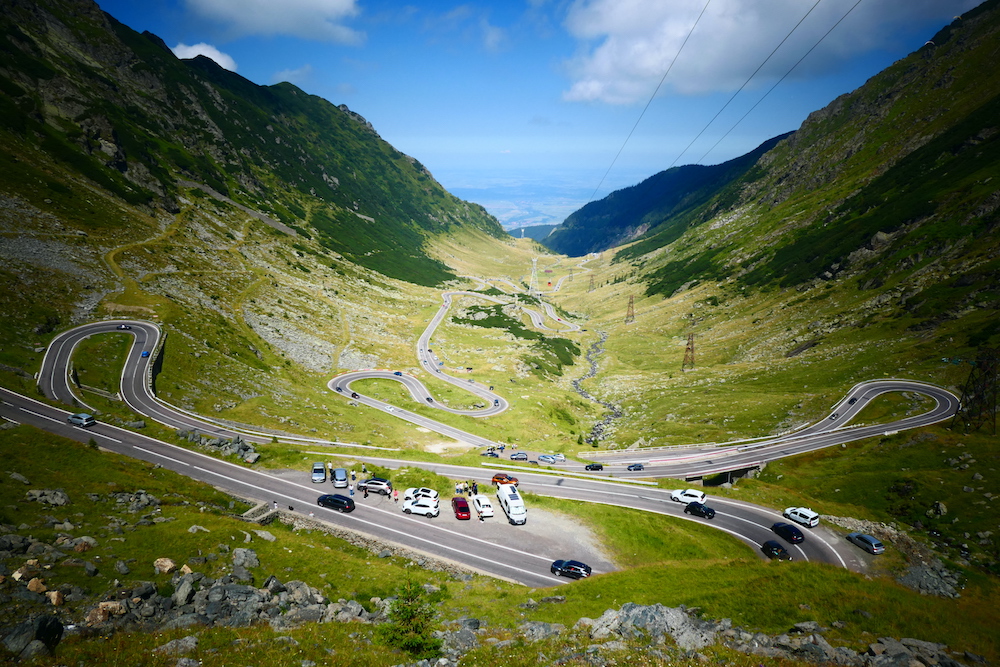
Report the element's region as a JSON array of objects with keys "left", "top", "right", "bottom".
[
  {"left": 697, "top": 0, "right": 866, "bottom": 164},
  {"left": 587, "top": 0, "right": 714, "bottom": 204},
  {"left": 585, "top": 0, "right": 868, "bottom": 205},
  {"left": 666, "top": 0, "right": 824, "bottom": 170}
]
